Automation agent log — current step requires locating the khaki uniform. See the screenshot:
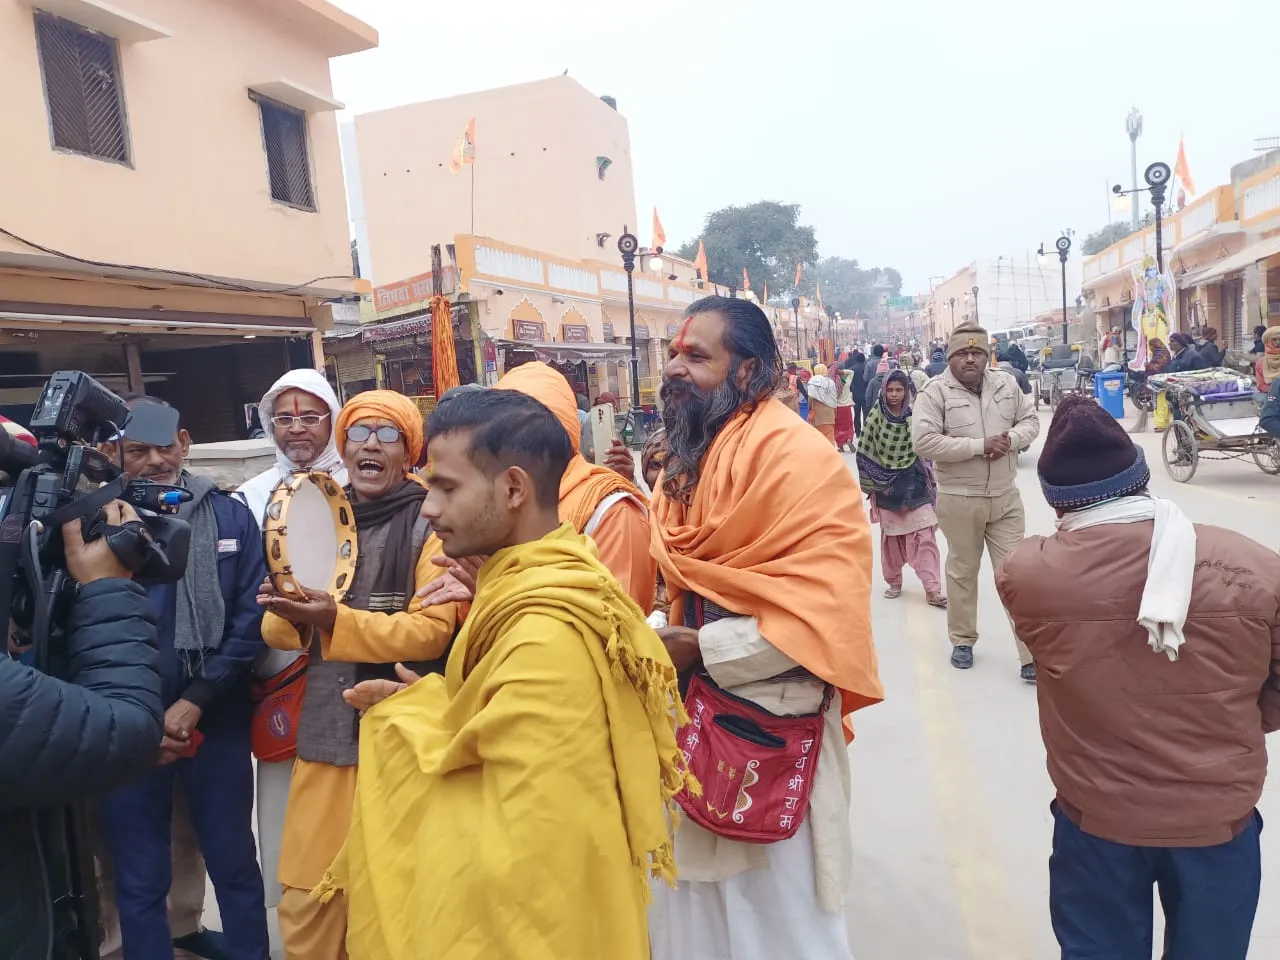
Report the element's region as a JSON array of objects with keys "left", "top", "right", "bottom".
[{"left": 912, "top": 367, "right": 1040, "bottom": 664}]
